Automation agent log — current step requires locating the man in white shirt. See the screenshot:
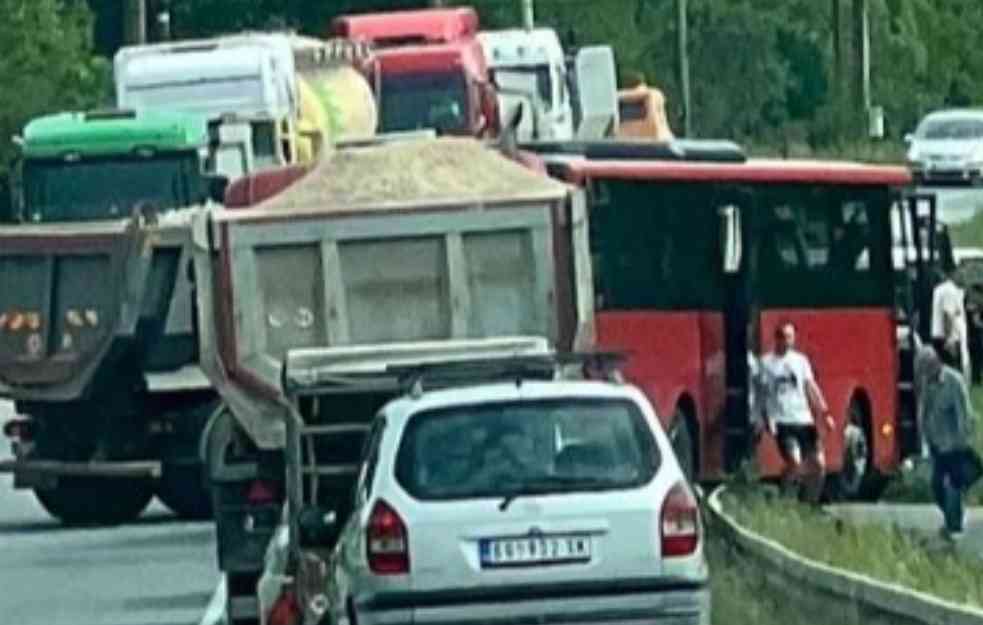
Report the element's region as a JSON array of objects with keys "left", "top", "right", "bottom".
[
  {"left": 760, "top": 321, "right": 836, "bottom": 503},
  {"left": 932, "top": 266, "right": 970, "bottom": 377}
]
